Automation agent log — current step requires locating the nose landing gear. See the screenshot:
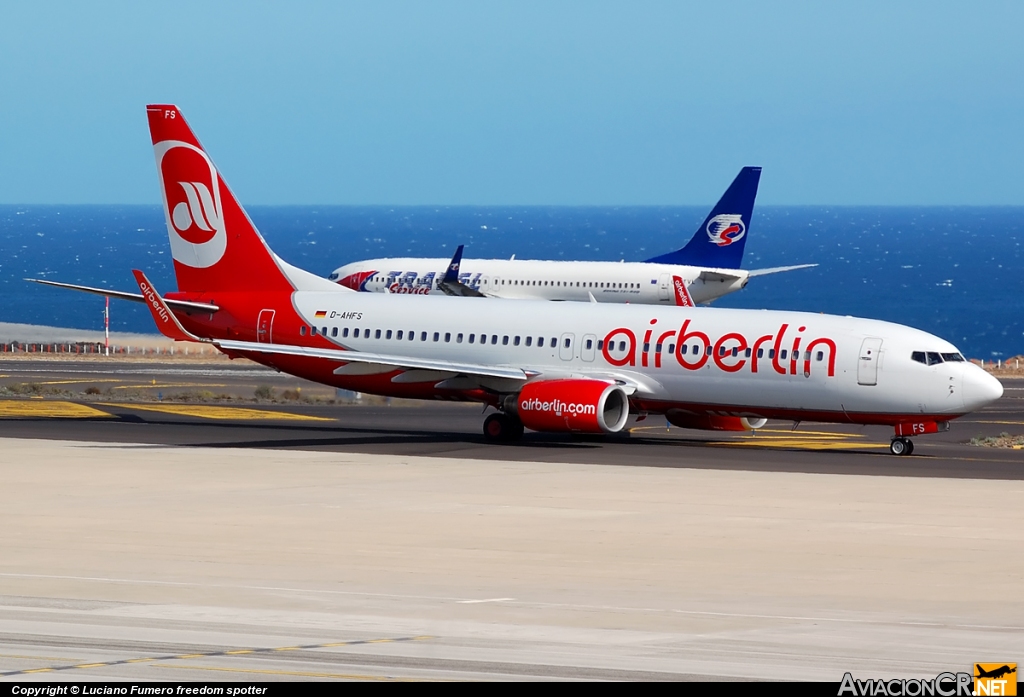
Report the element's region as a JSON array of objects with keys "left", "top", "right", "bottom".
[
  {"left": 483, "top": 412, "right": 524, "bottom": 442},
  {"left": 889, "top": 437, "right": 914, "bottom": 456}
]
